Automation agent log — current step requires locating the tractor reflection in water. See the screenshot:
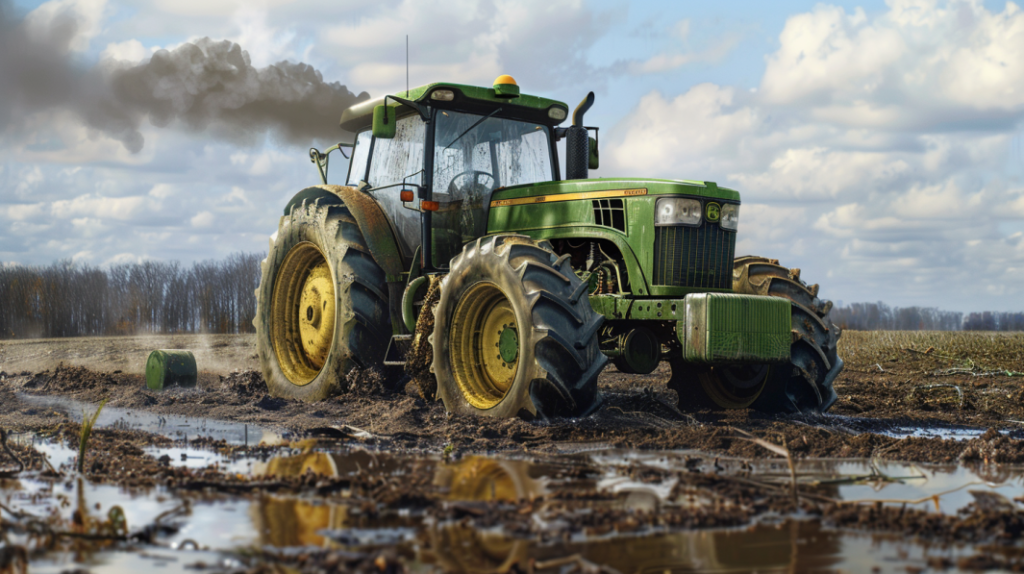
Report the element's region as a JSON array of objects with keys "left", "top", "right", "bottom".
[{"left": 247, "top": 450, "right": 840, "bottom": 573}]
